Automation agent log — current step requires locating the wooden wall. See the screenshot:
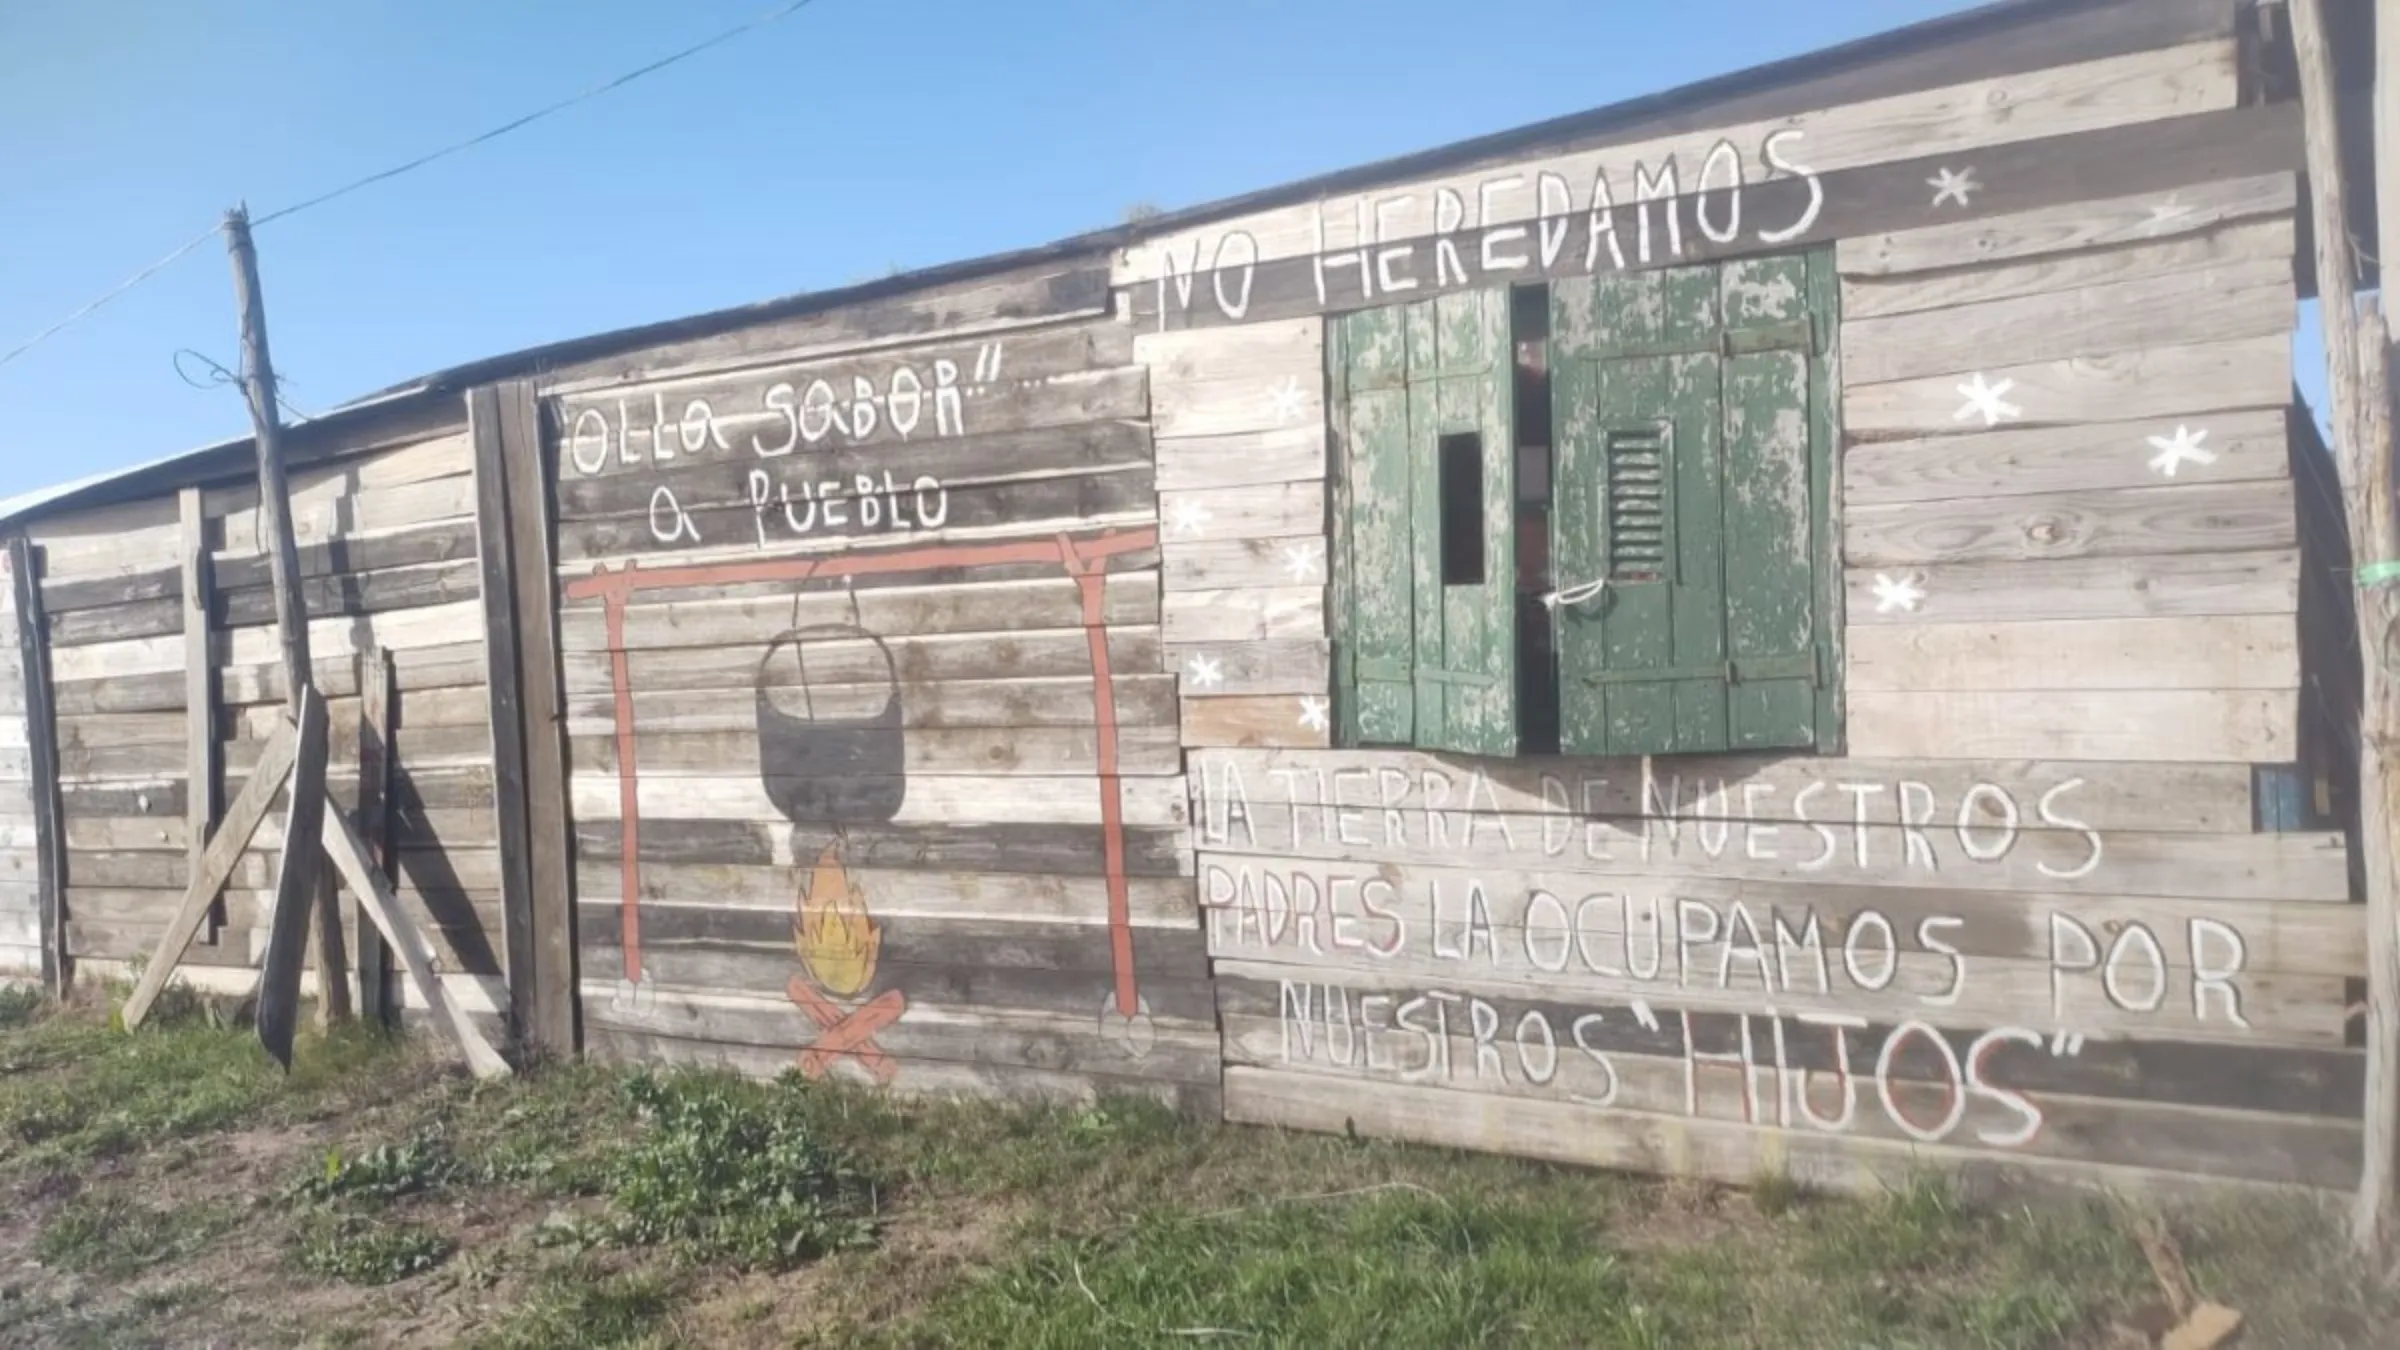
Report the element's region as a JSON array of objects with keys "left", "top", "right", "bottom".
[
  {"left": 0, "top": 548, "right": 41, "bottom": 982},
  {"left": 1121, "top": 19, "right": 2368, "bottom": 1199},
  {"left": 548, "top": 264, "right": 1219, "bottom": 1111},
  {"left": 20, "top": 412, "right": 507, "bottom": 1026}
]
